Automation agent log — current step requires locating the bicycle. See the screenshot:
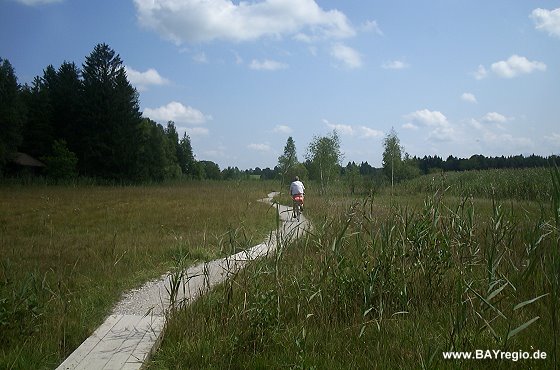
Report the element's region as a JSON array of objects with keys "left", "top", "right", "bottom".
[{"left": 291, "top": 194, "right": 304, "bottom": 221}]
